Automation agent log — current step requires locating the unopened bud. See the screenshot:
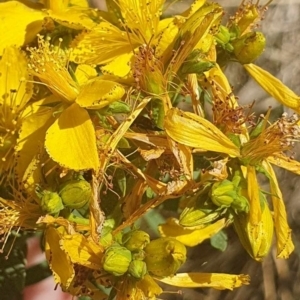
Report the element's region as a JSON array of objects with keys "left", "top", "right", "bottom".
[
  {"left": 210, "top": 180, "right": 236, "bottom": 207},
  {"left": 41, "top": 191, "right": 64, "bottom": 215},
  {"left": 102, "top": 244, "right": 132, "bottom": 276},
  {"left": 59, "top": 179, "right": 91, "bottom": 209},
  {"left": 128, "top": 260, "right": 147, "bottom": 279},
  {"left": 144, "top": 237, "right": 186, "bottom": 277},
  {"left": 232, "top": 31, "right": 266, "bottom": 64},
  {"left": 123, "top": 230, "right": 150, "bottom": 252}
]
